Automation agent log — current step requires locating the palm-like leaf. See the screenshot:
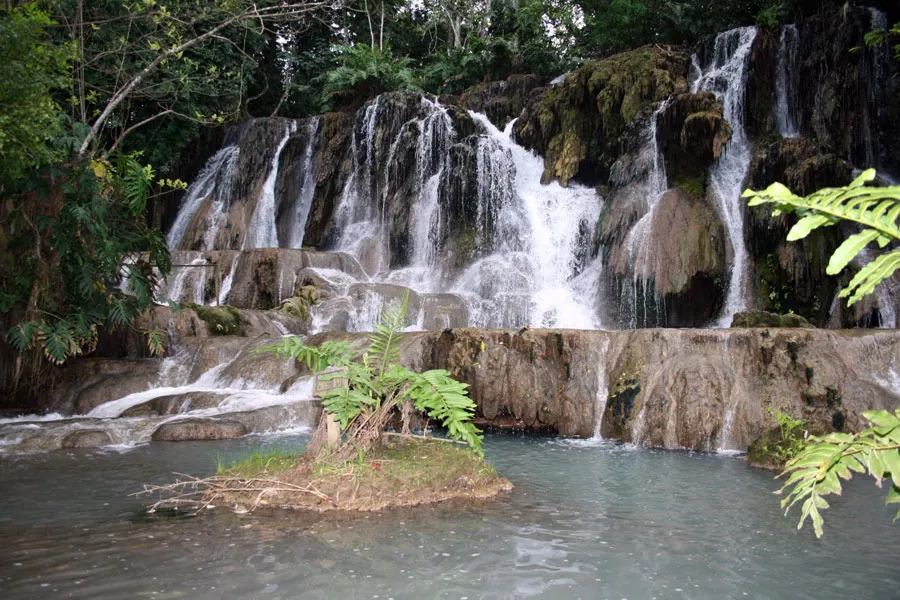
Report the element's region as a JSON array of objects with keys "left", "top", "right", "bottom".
[
  {"left": 743, "top": 169, "right": 900, "bottom": 305},
  {"left": 384, "top": 365, "right": 483, "bottom": 455},
  {"left": 778, "top": 409, "right": 900, "bottom": 537}
]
